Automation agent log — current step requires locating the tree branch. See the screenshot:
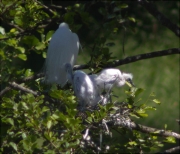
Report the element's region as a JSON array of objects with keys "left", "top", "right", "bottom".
[
  {"left": 107, "top": 120, "right": 180, "bottom": 139},
  {"left": 7, "top": 82, "right": 58, "bottom": 104},
  {"left": 8, "top": 82, "right": 39, "bottom": 96},
  {"left": 0, "top": 48, "right": 179, "bottom": 97},
  {"left": 138, "top": 0, "right": 180, "bottom": 37},
  {"left": 156, "top": 146, "right": 180, "bottom": 154},
  {"left": 74, "top": 48, "right": 180, "bottom": 69}
]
